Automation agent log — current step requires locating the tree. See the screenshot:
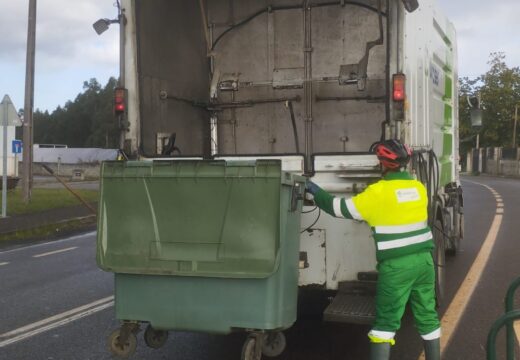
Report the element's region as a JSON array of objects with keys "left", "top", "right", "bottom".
[
  {"left": 31, "top": 77, "right": 119, "bottom": 148},
  {"left": 86, "top": 77, "right": 120, "bottom": 148},
  {"left": 458, "top": 52, "right": 520, "bottom": 156},
  {"left": 479, "top": 53, "right": 520, "bottom": 147},
  {"left": 458, "top": 76, "right": 480, "bottom": 155}
]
